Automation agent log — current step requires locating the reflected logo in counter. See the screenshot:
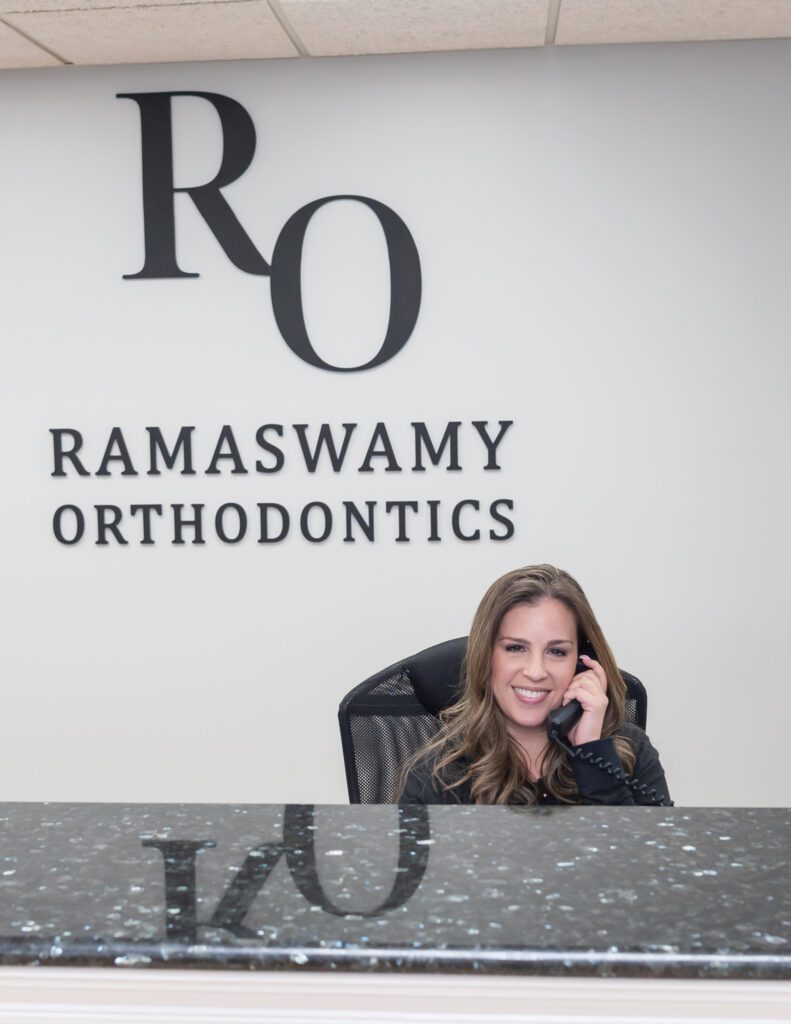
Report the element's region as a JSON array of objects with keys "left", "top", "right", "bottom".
[{"left": 142, "top": 804, "right": 430, "bottom": 941}]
